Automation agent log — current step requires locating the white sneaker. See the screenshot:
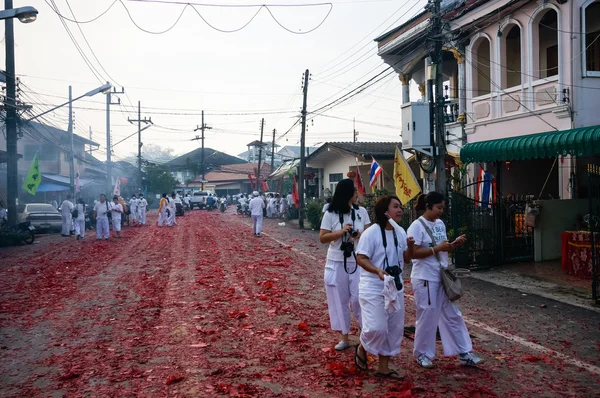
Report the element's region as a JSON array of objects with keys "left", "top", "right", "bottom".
[
  {"left": 416, "top": 354, "right": 434, "bottom": 369},
  {"left": 459, "top": 352, "right": 484, "bottom": 366},
  {"left": 335, "top": 341, "right": 351, "bottom": 351}
]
